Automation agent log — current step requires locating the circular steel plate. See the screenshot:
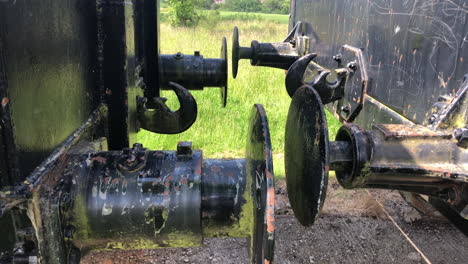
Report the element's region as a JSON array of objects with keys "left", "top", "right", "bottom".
[
  {"left": 246, "top": 104, "right": 275, "bottom": 264},
  {"left": 285, "top": 85, "right": 329, "bottom": 226},
  {"left": 232, "top": 27, "right": 240, "bottom": 79},
  {"left": 220, "top": 36, "right": 228, "bottom": 107}
]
